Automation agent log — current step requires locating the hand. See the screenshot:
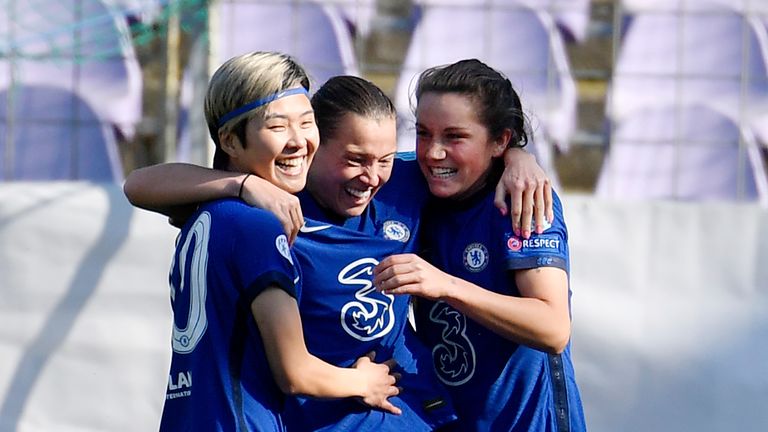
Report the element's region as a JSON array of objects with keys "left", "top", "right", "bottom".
[
  {"left": 496, "top": 147, "right": 553, "bottom": 238},
  {"left": 373, "top": 254, "right": 453, "bottom": 301},
  {"left": 352, "top": 352, "right": 402, "bottom": 415},
  {"left": 239, "top": 175, "right": 304, "bottom": 245}
]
